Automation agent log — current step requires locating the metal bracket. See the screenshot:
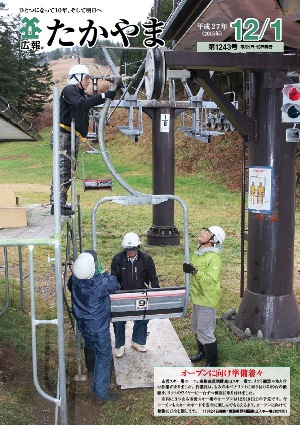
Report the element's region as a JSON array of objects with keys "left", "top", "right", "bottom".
[
  {"left": 286, "top": 127, "right": 300, "bottom": 142},
  {"left": 167, "top": 69, "right": 191, "bottom": 79}
]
